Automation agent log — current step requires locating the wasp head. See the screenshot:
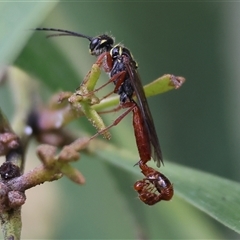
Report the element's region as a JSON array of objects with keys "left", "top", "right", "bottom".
[{"left": 89, "top": 35, "right": 114, "bottom": 56}]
